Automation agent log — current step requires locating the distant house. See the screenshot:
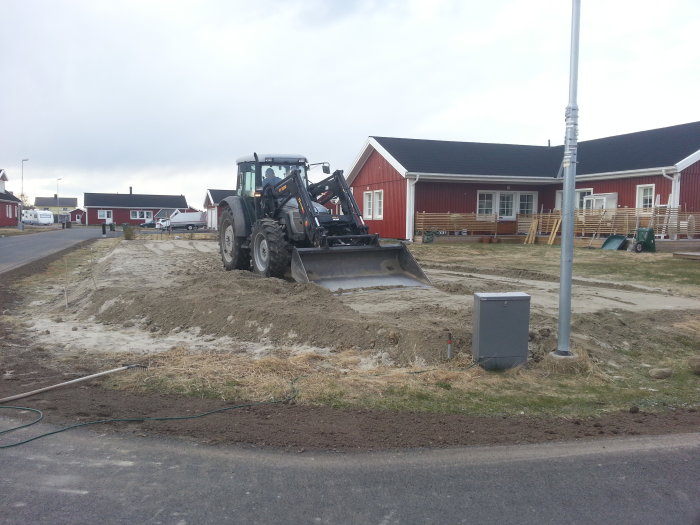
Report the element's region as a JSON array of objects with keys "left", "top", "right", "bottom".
[
  {"left": 0, "top": 170, "right": 21, "bottom": 227},
  {"left": 83, "top": 190, "right": 190, "bottom": 225},
  {"left": 203, "top": 189, "right": 236, "bottom": 230},
  {"left": 69, "top": 208, "right": 86, "bottom": 225},
  {"left": 34, "top": 195, "right": 79, "bottom": 222},
  {"left": 346, "top": 121, "right": 700, "bottom": 239}
]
